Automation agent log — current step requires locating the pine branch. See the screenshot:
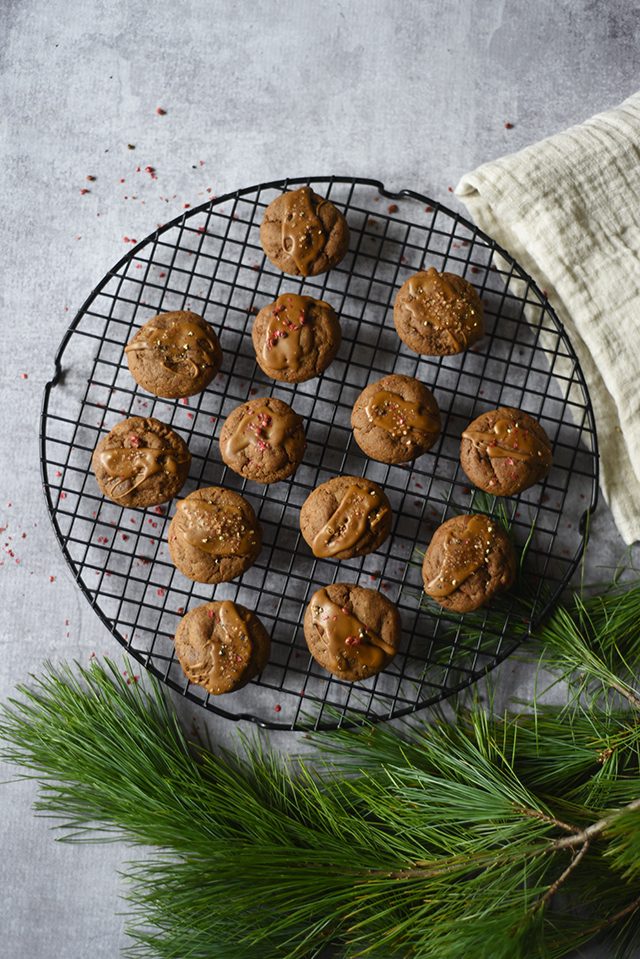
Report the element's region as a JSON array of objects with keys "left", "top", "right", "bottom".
[
  {"left": 3, "top": 576, "right": 640, "bottom": 956},
  {"left": 1, "top": 657, "right": 640, "bottom": 959},
  {"left": 538, "top": 584, "right": 640, "bottom": 709},
  {"left": 592, "top": 893, "right": 640, "bottom": 933}
]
